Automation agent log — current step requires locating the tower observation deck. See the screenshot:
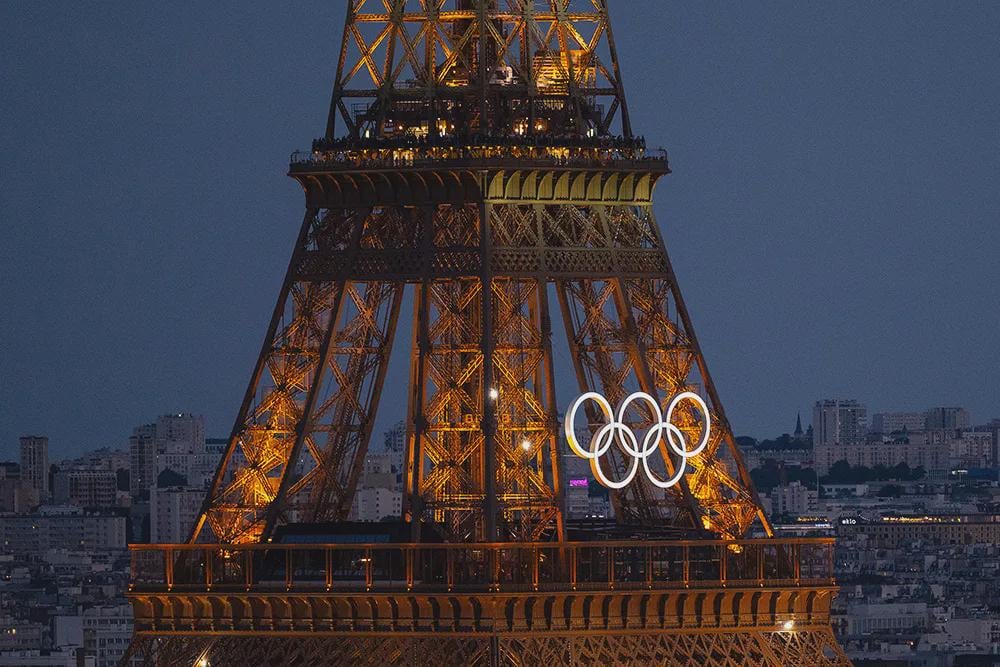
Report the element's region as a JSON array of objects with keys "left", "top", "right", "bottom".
[{"left": 125, "top": 1, "right": 850, "bottom": 664}]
